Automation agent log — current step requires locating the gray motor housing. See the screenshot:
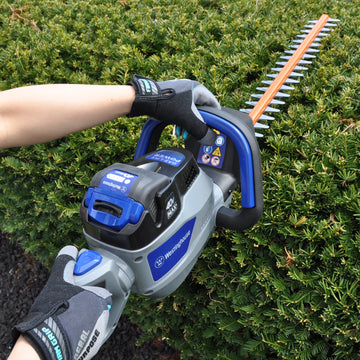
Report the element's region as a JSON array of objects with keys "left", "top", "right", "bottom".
[{"left": 80, "top": 148, "right": 228, "bottom": 299}]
